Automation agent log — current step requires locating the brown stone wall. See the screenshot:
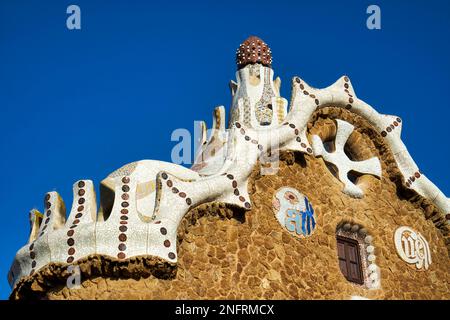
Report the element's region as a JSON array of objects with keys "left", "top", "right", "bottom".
[{"left": 14, "top": 107, "right": 450, "bottom": 300}]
